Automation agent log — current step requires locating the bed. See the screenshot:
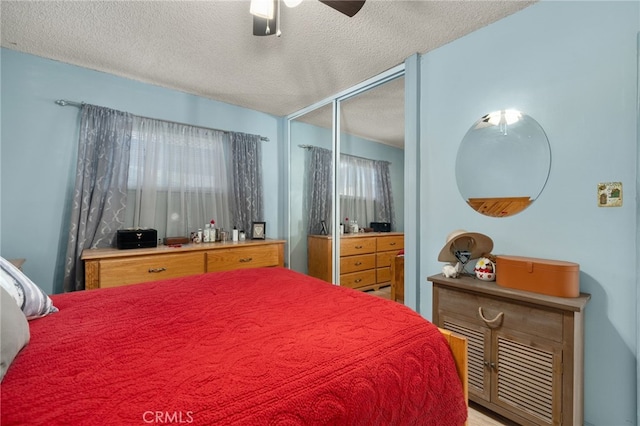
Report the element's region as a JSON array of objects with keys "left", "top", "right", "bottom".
[{"left": 1, "top": 266, "right": 467, "bottom": 425}]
